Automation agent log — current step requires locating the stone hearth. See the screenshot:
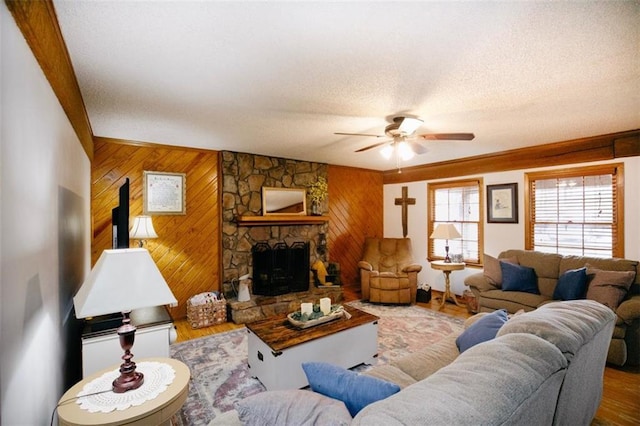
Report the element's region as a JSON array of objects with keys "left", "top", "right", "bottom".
[{"left": 227, "top": 286, "right": 343, "bottom": 324}]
